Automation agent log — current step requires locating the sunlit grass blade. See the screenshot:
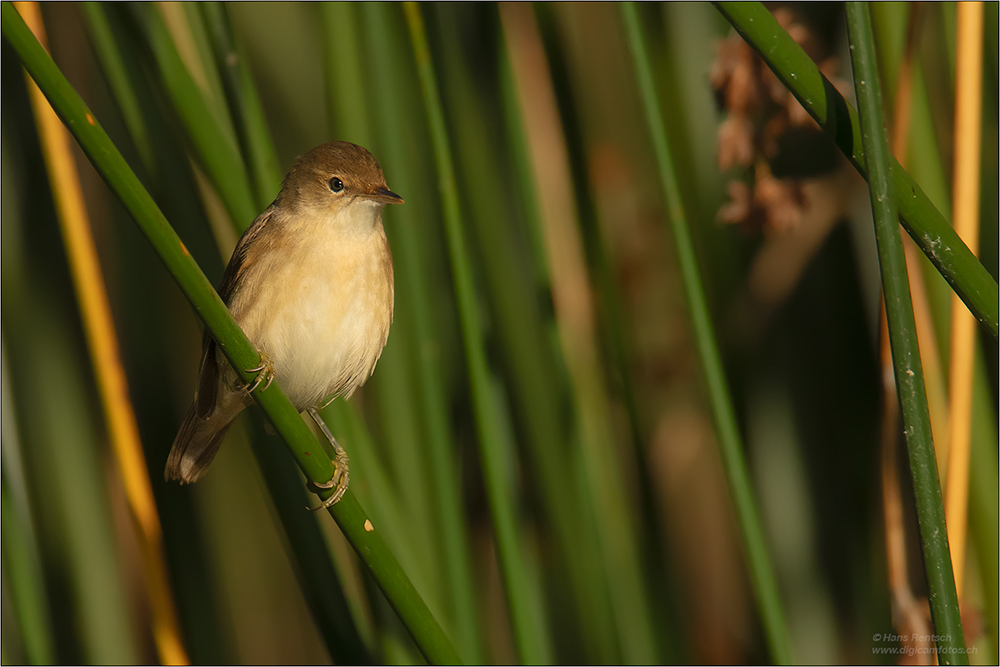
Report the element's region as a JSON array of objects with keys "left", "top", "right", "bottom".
[
  {"left": 2, "top": 6, "right": 460, "bottom": 663},
  {"left": 621, "top": 3, "right": 792, "bottom": 663},
  {"left": 403, "top": 2, "right": 553, "bottom": 662},
  {"left": 844, "top": 3, "right": 966, "bottom": 663},
  {"left": 174, "top": 2, "right": 228, "bottom": 116},
  {"left": 714, "top": 1, "right": 999, "bottom": 342}
]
